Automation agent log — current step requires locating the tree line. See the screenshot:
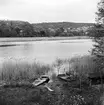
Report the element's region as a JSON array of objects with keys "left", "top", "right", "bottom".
[
  {"left": 0, "top": 20, "right": 92, "bottom": 37},
  {"left": 0, "top": 21, "right": 35, "bottom": 37}
]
